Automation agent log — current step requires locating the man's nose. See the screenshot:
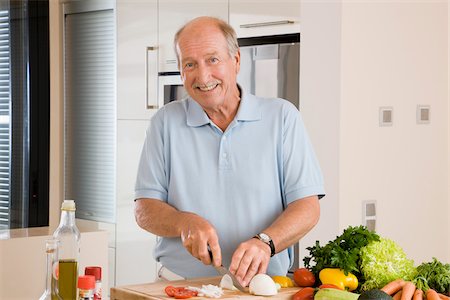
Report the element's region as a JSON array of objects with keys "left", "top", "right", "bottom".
[{"left": 196, "top": 64, "right": 211, "bottom": 84}]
